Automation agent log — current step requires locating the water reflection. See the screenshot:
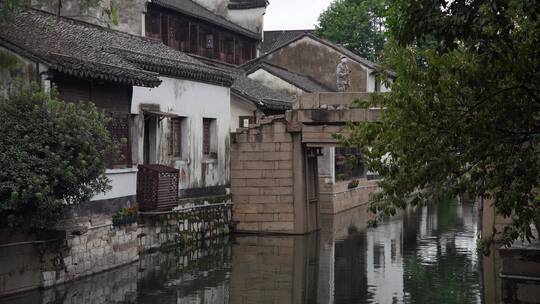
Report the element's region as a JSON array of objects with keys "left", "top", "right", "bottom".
[{"left": 0, "top": 200, "right": 484, "bottom": 304}]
